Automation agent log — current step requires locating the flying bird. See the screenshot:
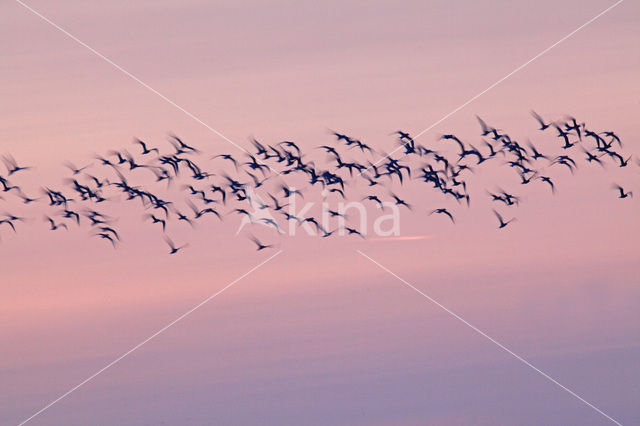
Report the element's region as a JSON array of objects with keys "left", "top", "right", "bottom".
[
  {"left": 430, "top": 208, "right": 455, "bottom": 223},
  {"left": 164, "top": 236, "right": 188, "bottom": 254},
  {"left": 64, "top": 161, "right": 91, "bottom": 175},
  {"left": 249, "top": 235, "right": 274, "bottom": 251},
  {"left": 613, "top": 184, "right": 632, "bottom": 199},
  {"left": 45, "top": 216, "right": 68, "bottom": 231},
  {"left": 134, "top": 139, "right": 160, "bottom": 155},
  {"left": 530, "top": 110, "right": 552, "bottom": 131},
  {"left": 3, "top": 155, "right": 31, "bottom": 175},
  {"left": 493, "top": 209, "right": 516, "bottom": 229}
]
